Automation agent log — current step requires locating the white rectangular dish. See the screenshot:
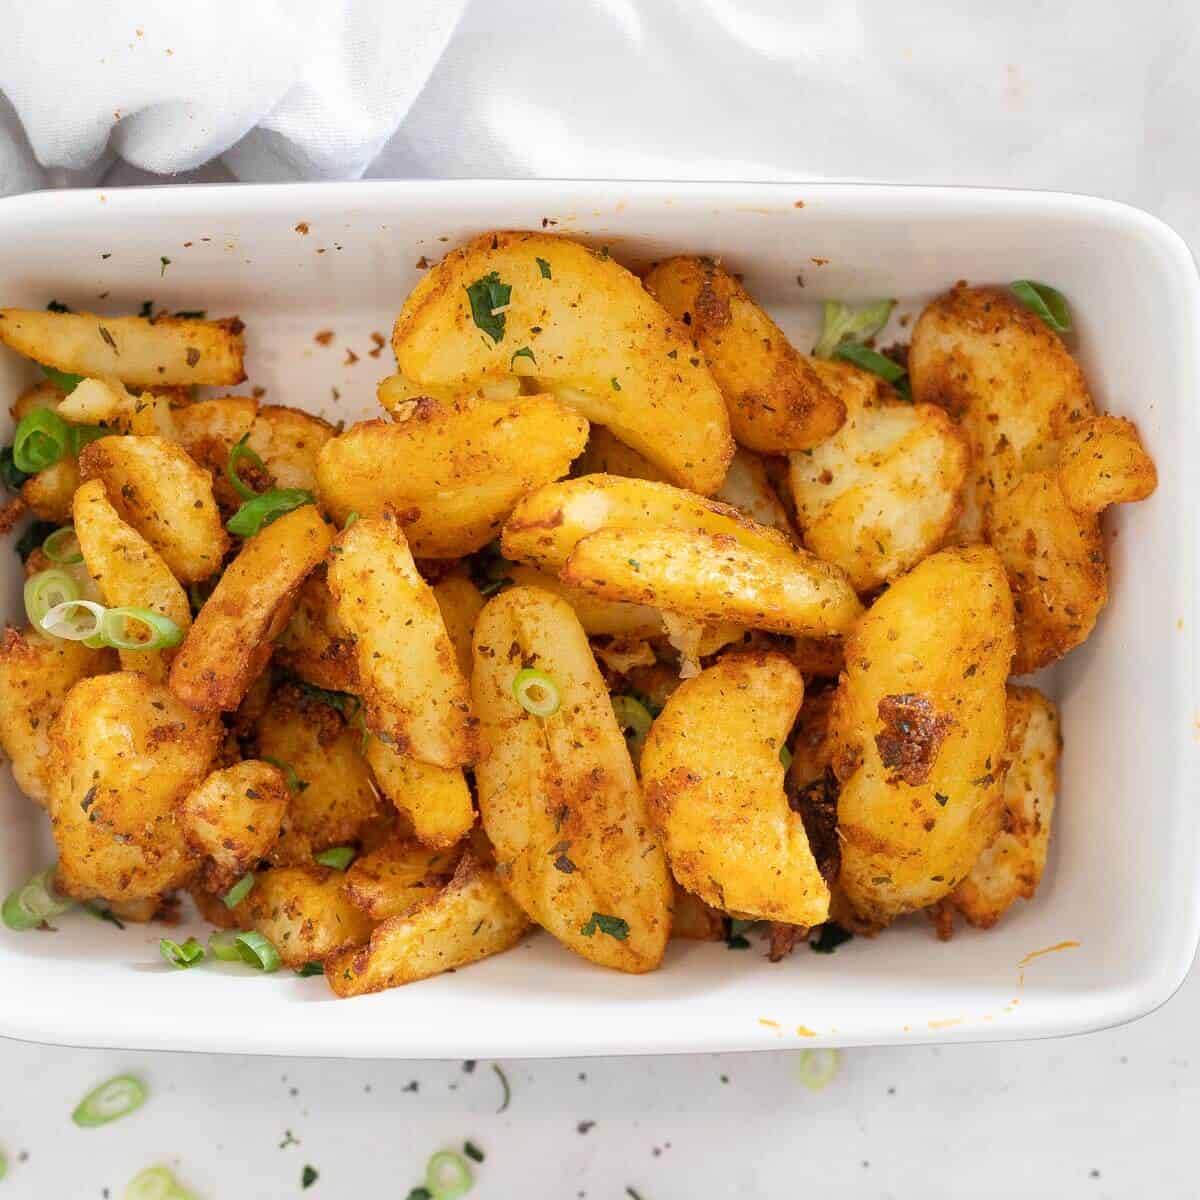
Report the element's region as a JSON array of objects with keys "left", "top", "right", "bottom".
[{"left": 0, "top": 180, "right": 1197, "bottom": 1058}]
